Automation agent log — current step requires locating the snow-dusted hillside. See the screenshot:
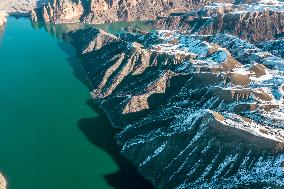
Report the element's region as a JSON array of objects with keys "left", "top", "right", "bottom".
[
  {"left": 65, "top": 27, "right": 284, "bottom": 188},
  {"left": 154, "top": 0, "right": 284, "bottom": 42}
]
